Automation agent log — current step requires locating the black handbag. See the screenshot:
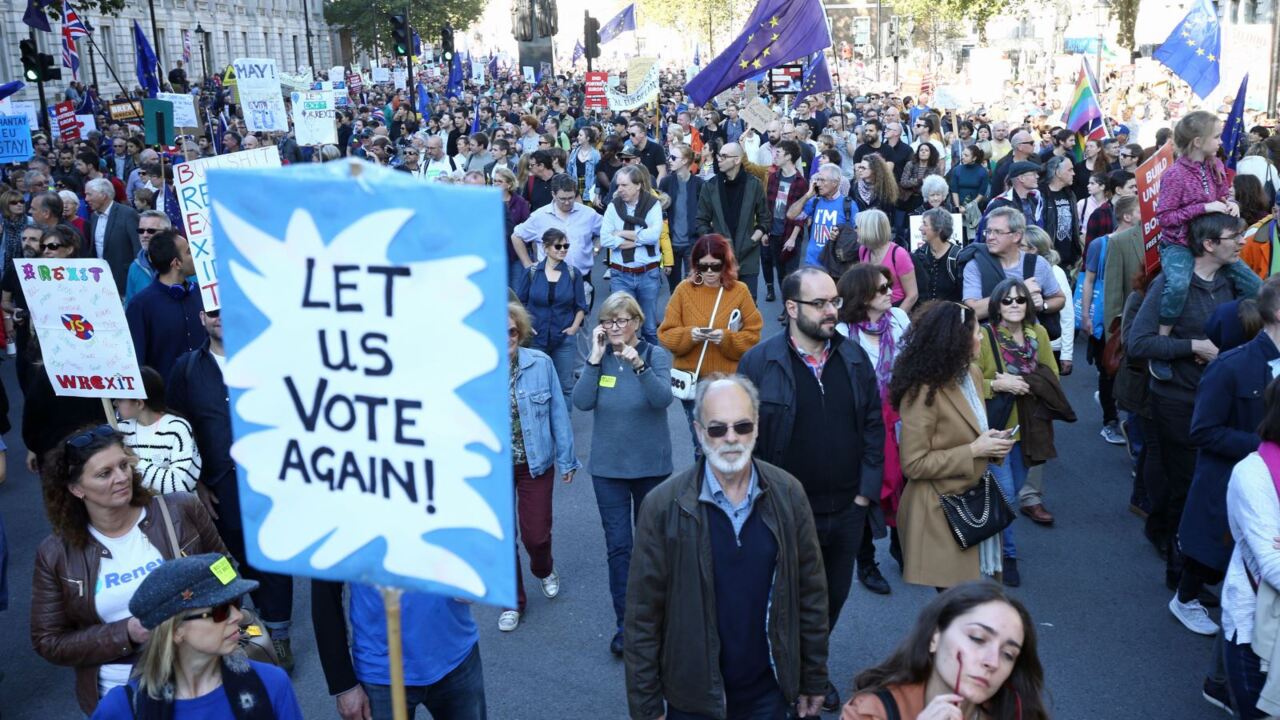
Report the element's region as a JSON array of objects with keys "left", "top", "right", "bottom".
[
  {"left": 936, "top": 471, "right": 1015, "bottom": 549},
  {"left": 983, "top": 325, "right": 1016, "bottom": 429}
]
